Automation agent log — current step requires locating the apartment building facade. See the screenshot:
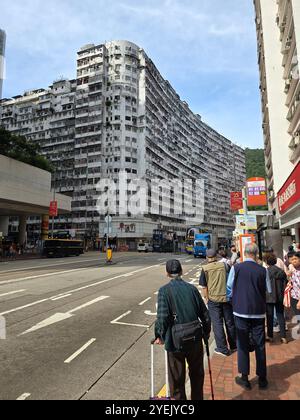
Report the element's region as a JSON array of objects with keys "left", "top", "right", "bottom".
[
  {"left": 254, "top": 1, "right": 300, "bottom": 242},
  {"left": 0, "top": 40, "right": 246, "bottom": 247},
  {"left": 0, "top": 29, "right": 6, "bottom": 99}
]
